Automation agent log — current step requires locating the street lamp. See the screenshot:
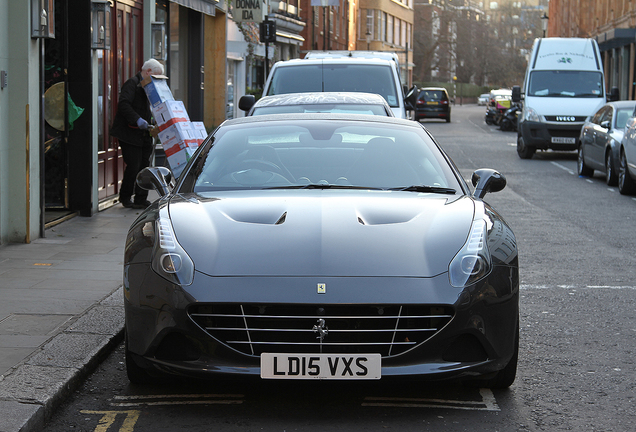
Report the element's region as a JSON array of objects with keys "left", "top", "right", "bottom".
[
  {"left": 366, "top": 29, "right": 371, "bottom": 50},
  {"left": 541, "top": 12, "right": 549, "bottom": 38}
]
